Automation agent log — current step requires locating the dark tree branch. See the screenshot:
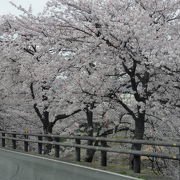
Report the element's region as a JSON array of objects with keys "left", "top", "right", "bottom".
[
  {"left": 30, "top": 82, "right": 35, "bottom": 99},
  {"left": 113, "top": 94, "right": 137, "bottom": 121},
  {"left": 30, "top": 82, "right": 43, "bottom": 122},
  {"left": 53, "top": 109, "right": 81, "bottom": 125},
  {"left": 33, "top": 103, "right": 43, "bottom": 121},
  {"left": 23, "top": 48, "right": 34, "bottom": 55}
]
